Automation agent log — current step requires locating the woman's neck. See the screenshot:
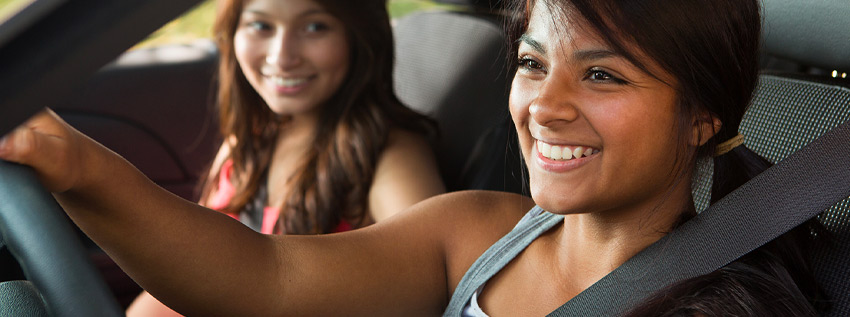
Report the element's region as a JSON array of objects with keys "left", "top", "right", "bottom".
[
  {"left": 265, "top": 112, "right": 320, "bottom": 206},
  {"left": 276, "top": 111, "right": 320, "bottom": 149},
  {"left": 550, "top": 179, "right": 695, "bottom": 292}
]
